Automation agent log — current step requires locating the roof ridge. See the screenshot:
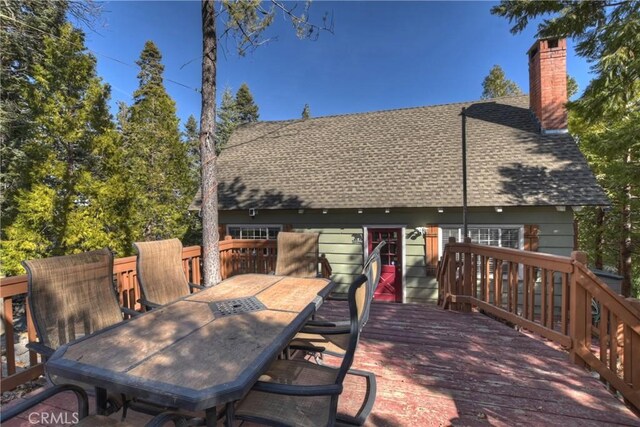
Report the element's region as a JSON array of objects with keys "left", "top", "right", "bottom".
[{"left": 237, "top": 94, "right": 530, "bottom": 127}]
